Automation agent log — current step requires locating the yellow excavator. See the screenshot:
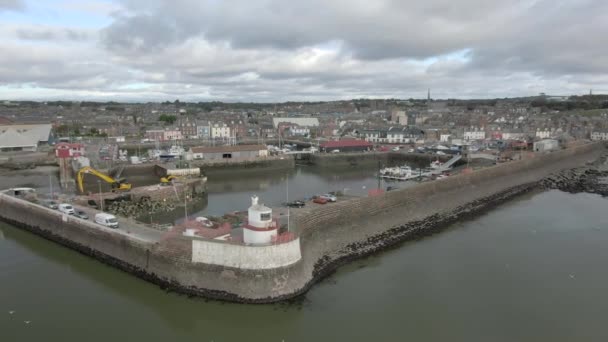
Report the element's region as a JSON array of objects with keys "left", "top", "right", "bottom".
[
  {"left": 160, "top": 175, "right": 180, "bottom": 185},
  {"left": 77, "top": 166, "right": 132, "bottom": 193}
]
